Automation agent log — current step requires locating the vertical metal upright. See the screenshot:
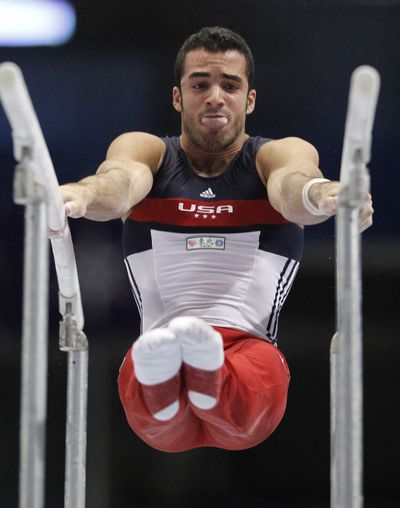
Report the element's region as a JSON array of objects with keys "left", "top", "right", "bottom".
[
  {"left": 14, "top": 151, "right": 49, "bottom": 508},
  {"left": 333, "top": 153, "right": 369, "bottom": 508},
  {"left": 331, "top": 66, "right": 380, "bottom": 508},
  {"left": 59, "top": 301, "right": 88, "bottom": 508}
]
